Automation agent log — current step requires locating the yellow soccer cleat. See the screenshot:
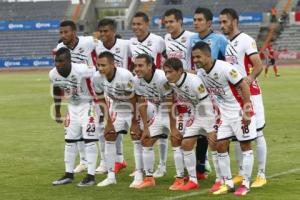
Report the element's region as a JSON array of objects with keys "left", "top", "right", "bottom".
[
  {"left": 233, "top": 175, "right": 243, "bottom": 185},
  {"left": 212, "top": 184, "right": 235, "bottom": 195},
  {"left": 251, "top": 176, "right": 267, "bottom": 188}
]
